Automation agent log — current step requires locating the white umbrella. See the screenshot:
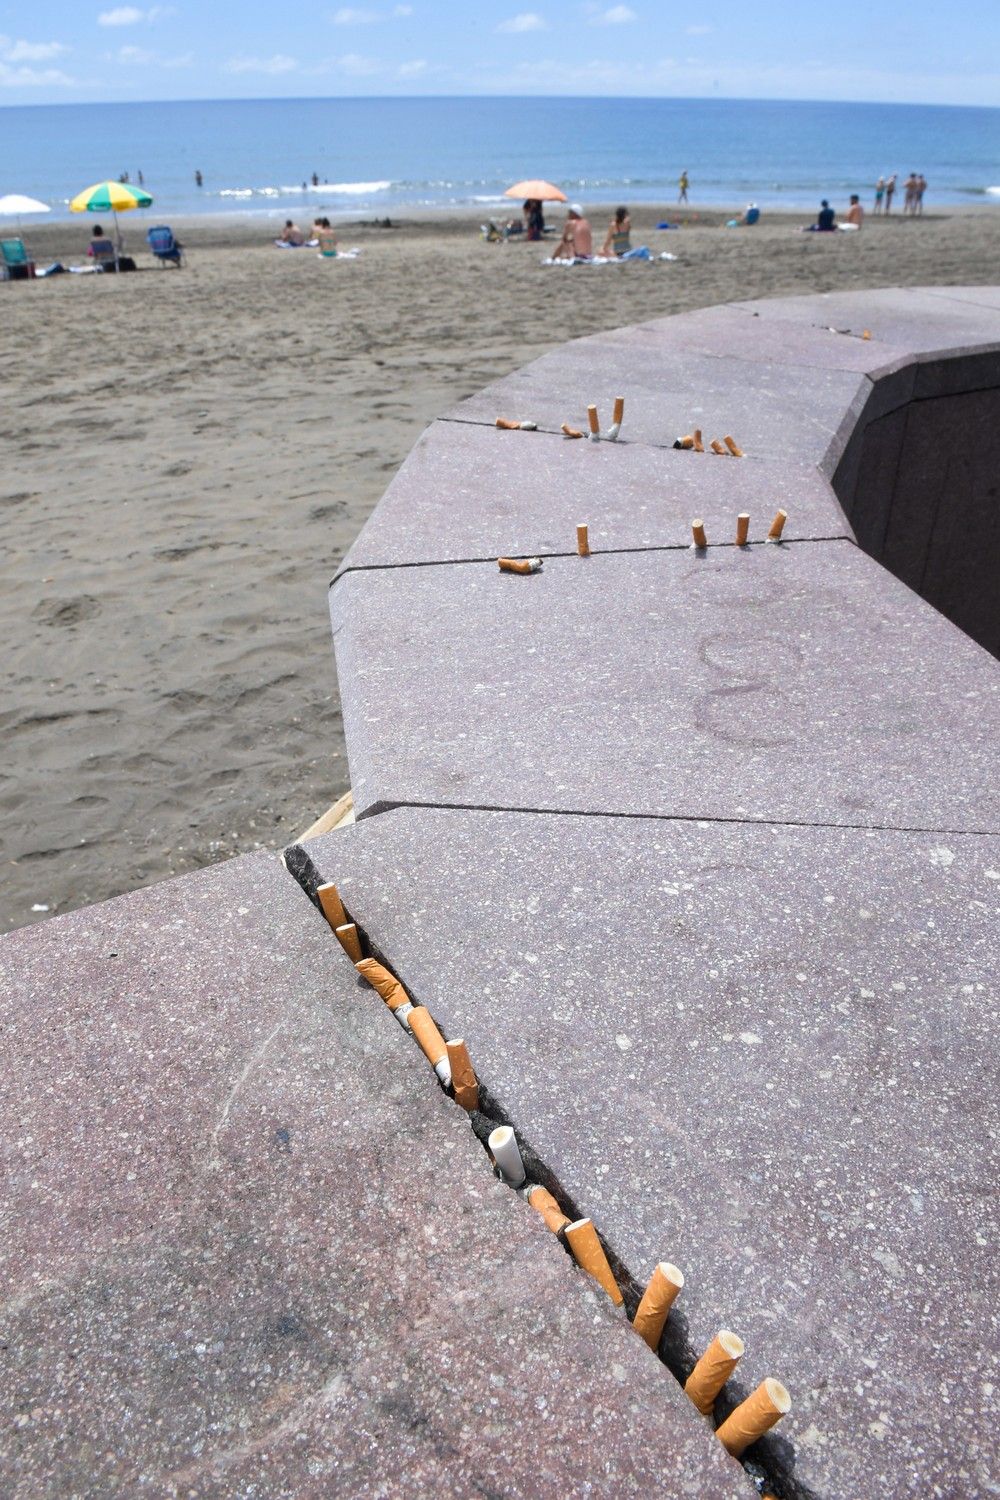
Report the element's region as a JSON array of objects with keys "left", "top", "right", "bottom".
[{"left": 0, "top": 194, "right": 50, "bottom": 216}]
